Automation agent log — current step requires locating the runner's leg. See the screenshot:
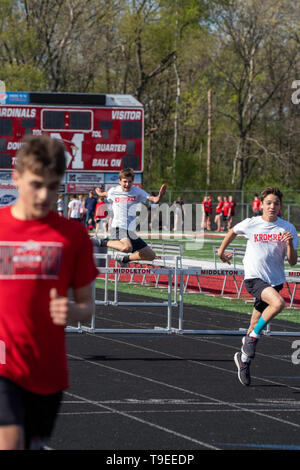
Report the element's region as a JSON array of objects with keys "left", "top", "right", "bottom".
[{"left": 0, "top": 425, "right": 24, "bottom": 450}]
